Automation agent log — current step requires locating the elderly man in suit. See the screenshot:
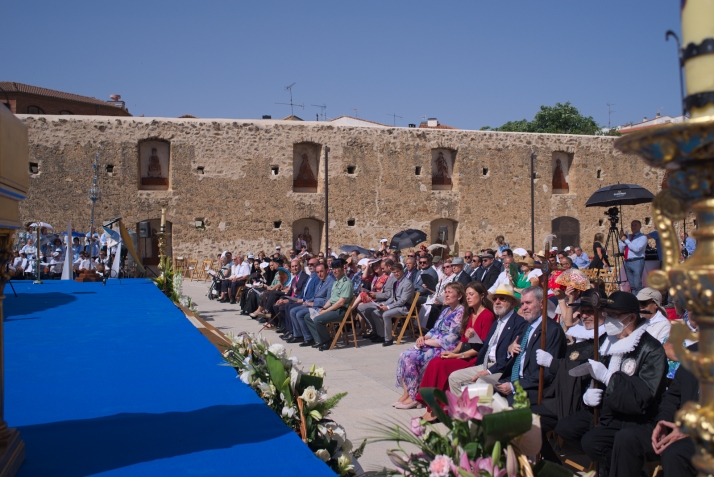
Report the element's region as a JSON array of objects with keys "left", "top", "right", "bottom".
[
  {"left": 450, "top": 257, "right": 473, "bottom": 287},
  {"left": 449, "top": 284, "right": 527, "bottom": 396},
  {"left": 357, "top": 259, "right": 396, "bottom": 320},
  {"left": 364, "top": 263, "right": 415, "bottom": 346},
  {"left": 499, "top": 286, "right": 567, "bottom": 405},
  {"left": 470, "top": 253, "right": 500, "bottom": 291},
  {"left": 274, "top": 259, "right": 310, "bottom": 336}
]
